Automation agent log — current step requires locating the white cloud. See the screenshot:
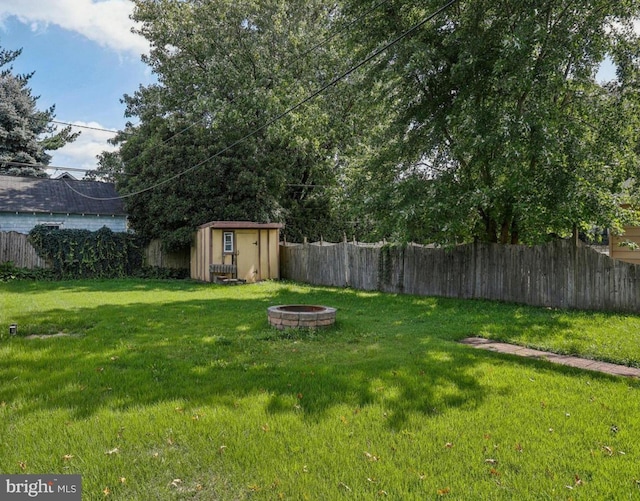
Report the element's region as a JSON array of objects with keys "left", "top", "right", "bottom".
[
  {"left": 48, "top": 121, "right": 119, "bottom": 175},
  {"left": 0, "top": 0, "right": 149, "bottom": 56}
]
